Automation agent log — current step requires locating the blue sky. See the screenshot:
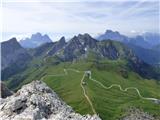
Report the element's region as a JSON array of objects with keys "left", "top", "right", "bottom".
[{"left": 1, "top": 0, "right": 159, "bottom": 42}]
